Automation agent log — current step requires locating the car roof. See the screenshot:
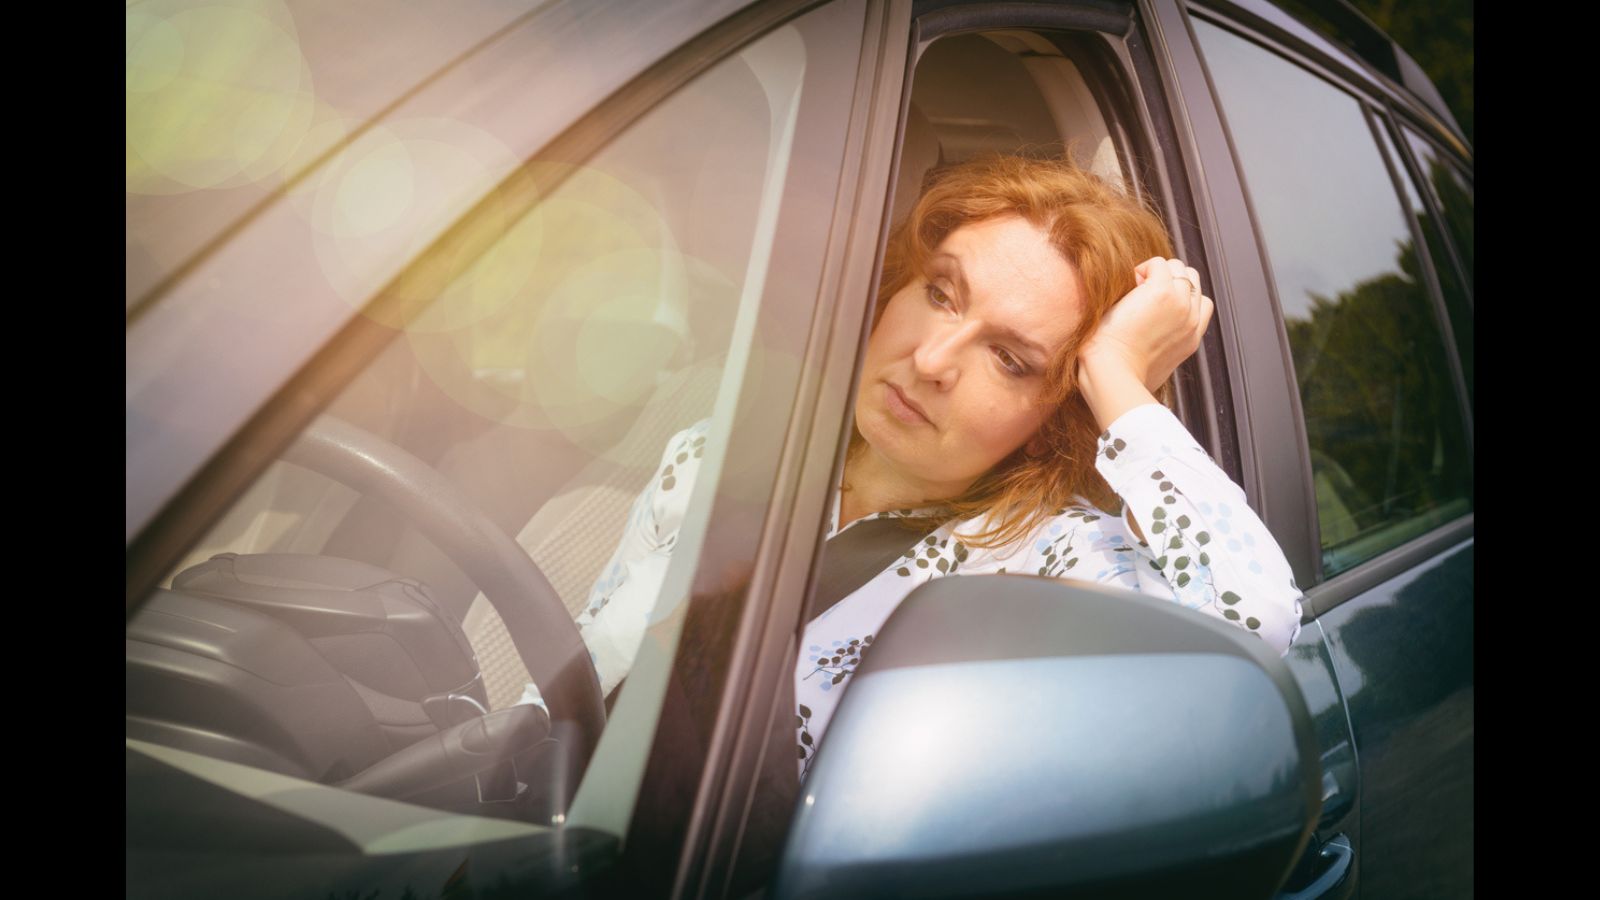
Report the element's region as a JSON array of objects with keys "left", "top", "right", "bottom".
[{"left": 1216, "top": 0, "right": 1469, "bottom": 156}]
